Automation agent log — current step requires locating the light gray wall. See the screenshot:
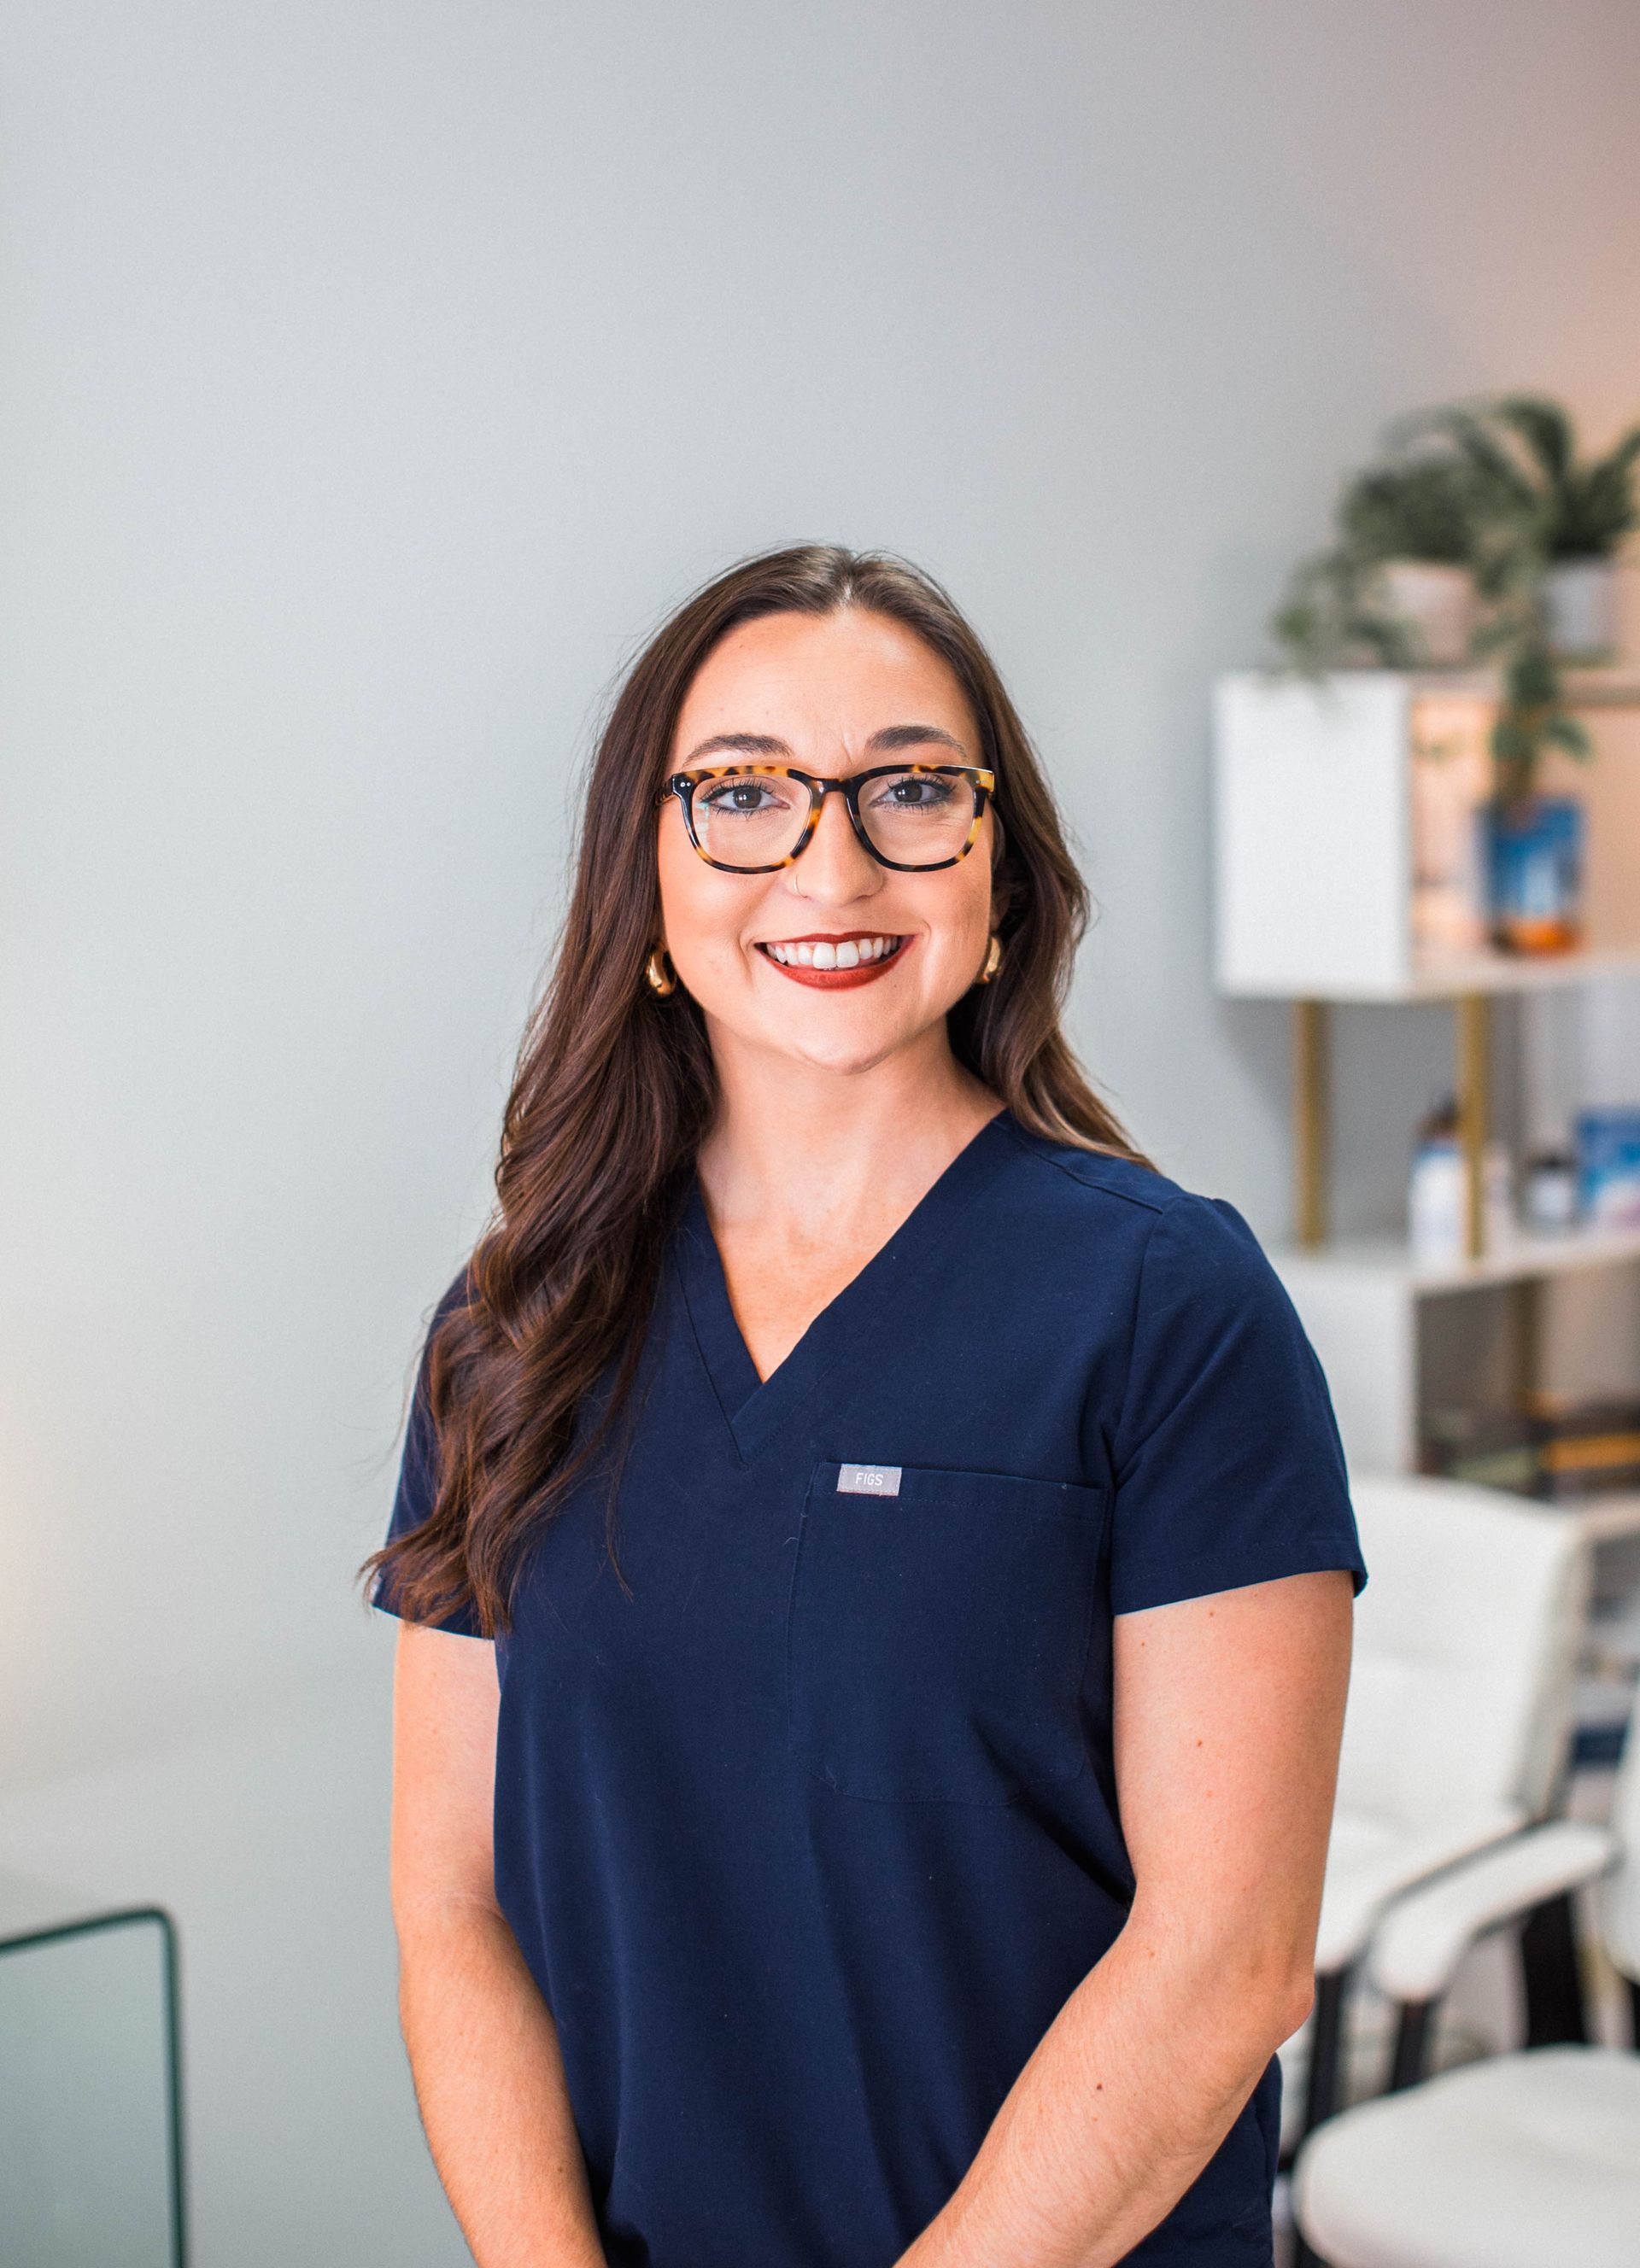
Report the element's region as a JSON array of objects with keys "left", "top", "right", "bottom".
[{"left": 3, "top": 4, "right": 1640, "bottom": 2259}]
